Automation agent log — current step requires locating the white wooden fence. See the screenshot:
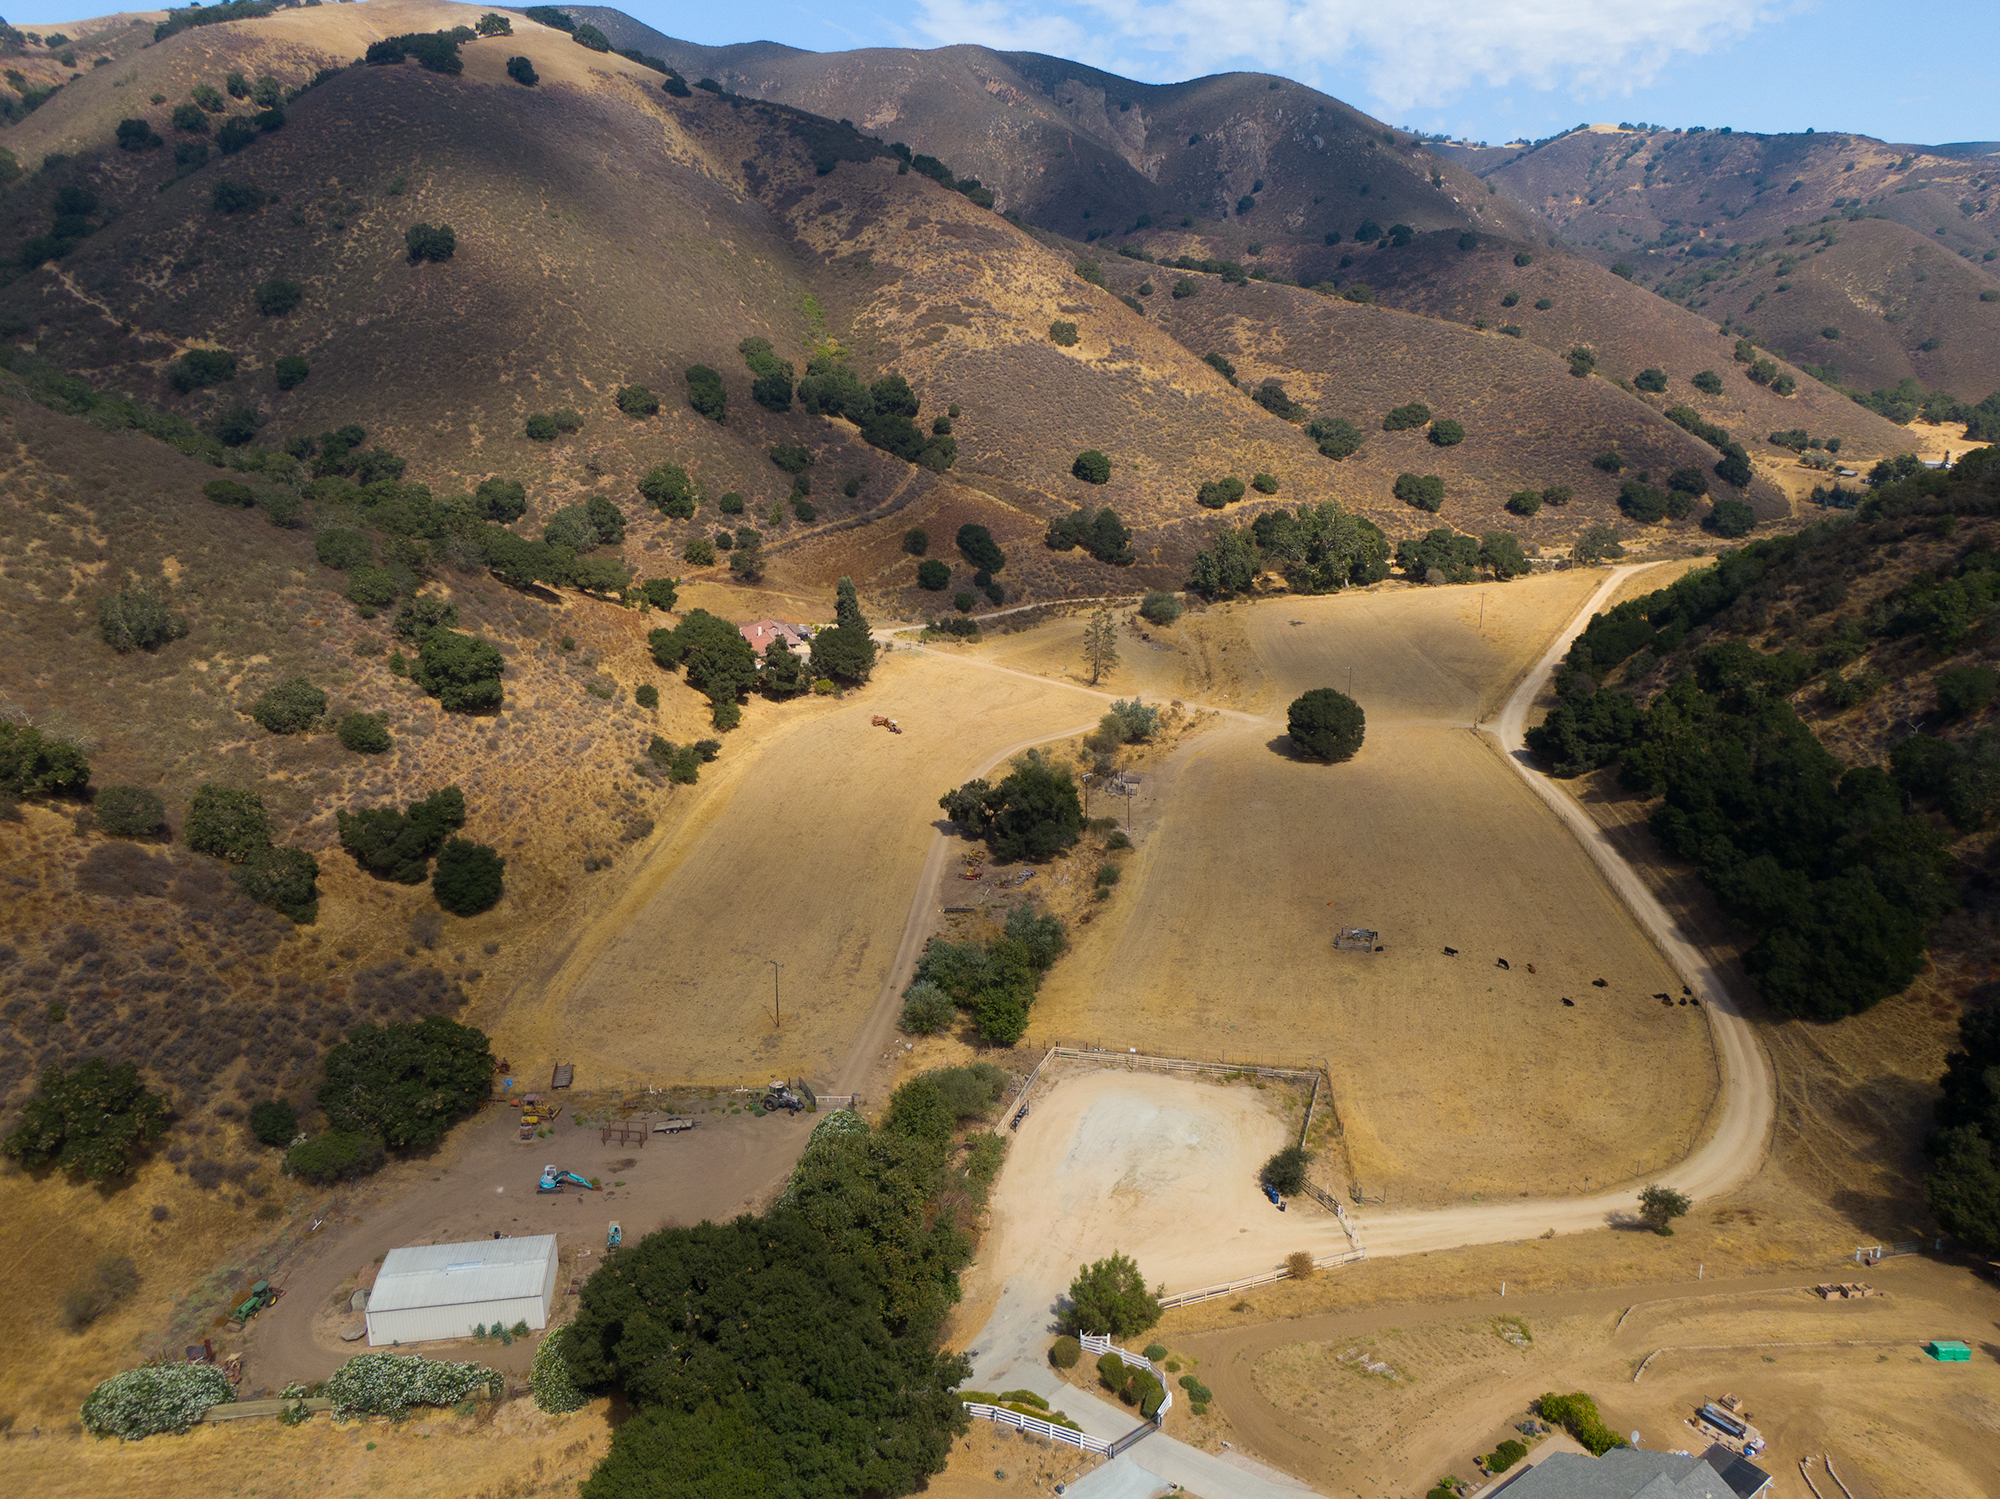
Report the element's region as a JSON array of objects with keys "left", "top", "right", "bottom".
[{"left": 962, "top": 1402, "right": 1112, "bottom": 1454}]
